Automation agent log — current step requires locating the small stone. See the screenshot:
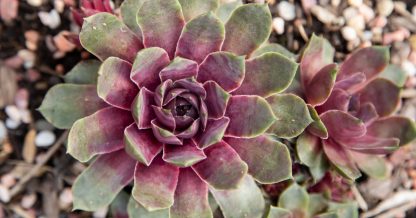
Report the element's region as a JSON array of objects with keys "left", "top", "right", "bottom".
[
  {"left": 348, "top": 0, "right": 362, "bottom": 7},
  {"left": 311, "top": 5, "right": 337, "bottom": 24},
  {"left": 0, "top": 174, "right": 15, "bottom": 188},
  {"left": 358, "top": 4, "right": 375, "bottom": 22},
  {"left": 24, "top": 30, "right": 40, "bottom": 51},
  {"left": 369, "top": 16, "right": 387, "bottom": 28},
  {"left": 347, "top": 14, "right": 365, "bottom": 31},
  {"left": 5, "top": 105, "right": 21, "bottom": 121},
  {"left": 15, "top": 88, "right": 29, "bottom": 109},
  {"left": 402, "top": 60, "right": 416, "bottom": 77},
  {"left": 409, "top": 35, "right": 416, "bottom": 50},
  {"left": 377, "top": 0, "right": 394, "bottom": 17},
  {"left": 54, "top": 0, "right": 65, "bottom": 13},
  {"left": 59, "top": 188, "right": 73, "bottom": 209},
  {"left": 38, "top": 9, "right": 61, "bottom": 29},
  {"left": 5, "top": 118, "right": 20, "bottom": 129},
  {"left": 27, "top": 0, "right": 43, "bottom": 6},
  {"left": 93, "top": 207, "right": 109, "bottom": 218},
  {"left": 17, "top": 49, "right": 36, "bottom": 69},
  {"left": 341, "top": 26, "right": 357, "bottom": 41},
  {"left": 53, "top": 31, "right": 76, "bottom": 53},
  {"left": 0, "top": 0, "right": 18, "bottom": 23},
  {"left": 362, "top": 31, "right": 373, "bottom": 41},
  {"left": 277, "top": 1, "right": 296, "bottom": 21},
  {"left": 35, "top": 131, "right": 56, "bottom": 147},
  {"left": 331, "top": 0, "right": 341, "bottom": 7},
  {"left": 272, "top": 17, "right": 285, "bottom": 35},
  {"left": 343, "top": 7, "right": 359, "bottom": 20},
  {"left": 21, "top": 193, "right": 37, "bottom": 209},
  {"left": 413, "top": 6, "right": 416, "bottom": 17},
  {"left": 0, "top": 185, "right": 10, "bottom": 203}
]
